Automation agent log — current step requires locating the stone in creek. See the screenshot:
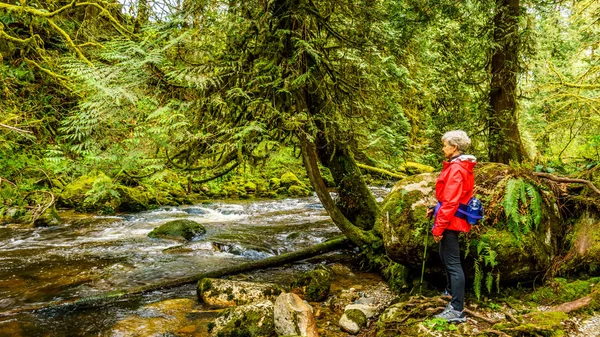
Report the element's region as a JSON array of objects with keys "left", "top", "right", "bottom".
[
  {"left": 197, "top": 278, "right": 283, "bottom": 308},
  {"left": 209, "top": 300, "right": 274, "bottom": 337},
  {"left": 109, "top": 298, "right": 197, "bottom": 337},
  {"left": 274, "top": 292, "right": 318, "bottom": 337},
  {"left": 148, "top": 219, "right": 206, "bottom": 241}
]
